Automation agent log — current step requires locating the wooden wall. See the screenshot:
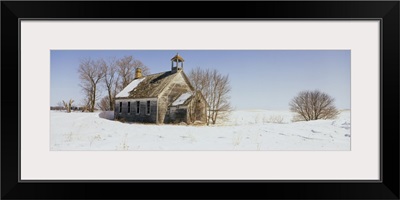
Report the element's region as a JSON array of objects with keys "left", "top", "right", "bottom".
[
  {"left": 115, "top": 99, "right": 158, "bottom": 123},
  {"left": 158, "top": 72, "right": 192, "bottom": 124},
  {"left": 114, "top": 71, "right": 208, "bottom": 125}
]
